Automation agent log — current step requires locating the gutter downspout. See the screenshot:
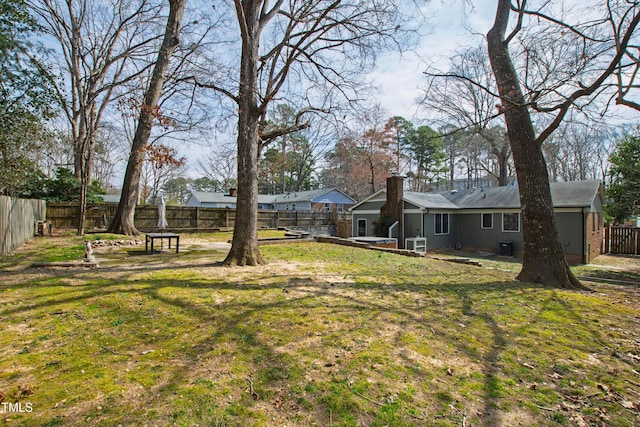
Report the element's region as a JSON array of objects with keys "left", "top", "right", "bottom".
[
  {"left": 582, "top": 207, "right": 587, "bottom": 264},
  {"left": 401, "top": 199, "right": 405, "bottom": 249},
  {"left": 422, "top": 208, "right": 429, "bottom": 248}
]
